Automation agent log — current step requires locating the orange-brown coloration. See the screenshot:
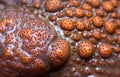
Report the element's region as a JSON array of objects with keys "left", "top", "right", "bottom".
[
  {"left": 47, "top": 39, "right": 70, "bottom": 66},
  {"left": 110, "top": 12, "right": 118, "bottom": 18},
  {"left": 64, "top": 31, "right": 71, "bottom": 37},
  {"left": 6, "top": 34, "right": 14, "bottom": 44},
  {"left": 106, "top": 35, "right": 114, "bottom": 43},
  {"left": 75, "top": 20, "right": 85, "bottom": 31},
  {"left": 0, "top": 22, "right": 3, "bottom": 26},
  {"left": 0, "top": 22, "right": 5, "bottom": 32},
  {"left": 20, "top": 54, "right": 31, "bottom": 64},
  {"left": 45, "top": 0, "right": 63, "bottom": 12},
  {"left": 117, "top": 36, "right": 120, "bottom": 44},
  {"left": 86, "top": 0, "right": 100, "bottom": 7},
  {"left": 82, "top": 3, "right": 92, "bottom": 11},
  {"left": 96, "top": 9, "right": 104, "bottom": 17},
  {"left": 48, "top": 14, "right": 57, "bottom": 21},
  {"left": 82, "top": 18, "right": 91, "bottom": 31},
  {"left": 71, "top": 34, "right": 81, "bottom": 42},
  {"left": 102, "top": 1, "right": 114, "bottom": 12},
  {"left": 0, "top": 8, "right": 70, "bottom": 77},
  {"left": 4, "top": 48, "right": 13, "bottom": 57},
  {"left": 110, "top": 0, "right": 118, "bottom": 7},
  {"left": 56, "top": 11, "right": 65, "bottom": 18},
  {"left": 85, "top": 11, "right": 92, "bottom": 17},
  {"left": 82, "top": 31, "right": 91, "bottom": 39},
  {"left": 92, "top": 30, "right": 101, "bottom": 40},
  {"left": 74, "top": 8, "right": 84, "bottom": 17},
  {"left": 33, "top": 0, "right": 41, "bottom": 8},
  {"left": 0, "top": 0, "right": 120, "bottom": 77},
  {"left": 78, "top": 41, "right": 94, "bottom": 58},
  {"left": 116, "top": 19, "right": 120, "bottom": 27},
  {"left": 21, "top": 0, "right": 29, "bottom": 4},
  {"left": 114, "top": 45, "right": 120, "bottom": 53},
  {"left": 101, "top": 33, "right": 107, "bottom": 39},
  {"left": 60, "top": 18, "right": 74, "bottom": 30},
  {"left": 90, "top": 38, "right": 98, "bottom": 44},
  {"left": 3, "top": 19, "right": 13, "bottom": 25},
  {"left": 99, "top": 43, "right": 112, "bottom": 58},
  {"left": 105, "top": 21, "right": 115, "bottom": 33},
  {"left": 92, "top": 16, "right": 103, "bottom": 27},
  {"left": 65, "top": 8, "right": 73, "bottom": 17},
  {"left": 19, "top": 28, "right": 33, "bottom": 39},
  {"left": 115, "top": 29, "right": 120, "bottom": 35},
  {"left": 33, "top": 59, "right": 46, "bottom": 72},
  {"left": 70, "top": 0, "right": 79, "bottom": 7}
]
